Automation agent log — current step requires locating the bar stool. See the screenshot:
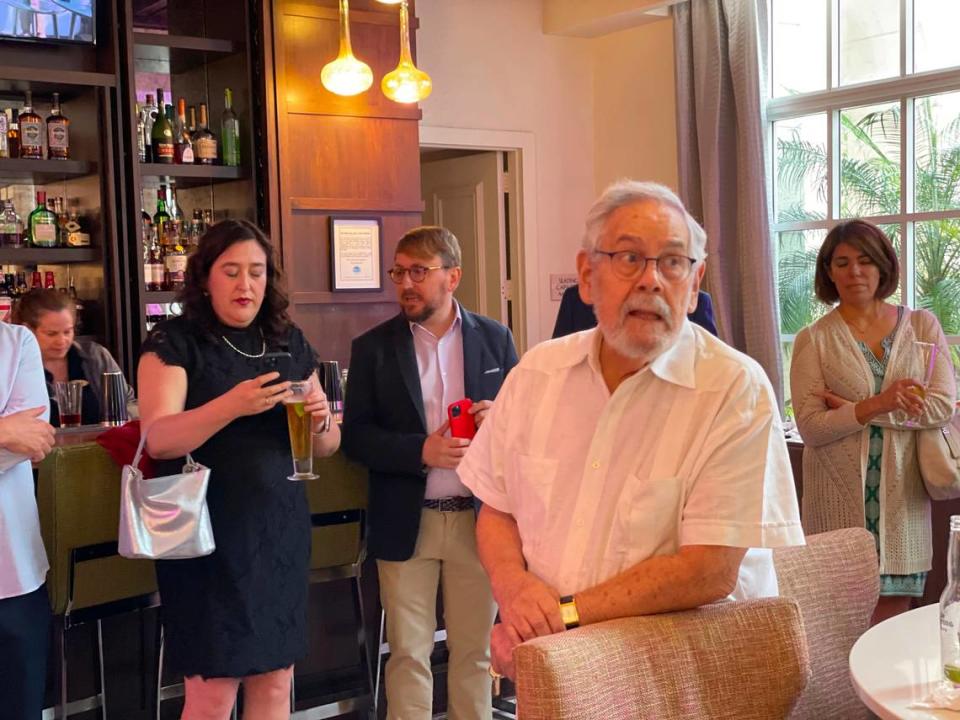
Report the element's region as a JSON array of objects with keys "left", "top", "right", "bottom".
[
  {"left": 292, "top": 451, "right": 375, "bottom": 719},
  {"left": 36, "top": 442, "right": 159, "bottom": 719}
]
